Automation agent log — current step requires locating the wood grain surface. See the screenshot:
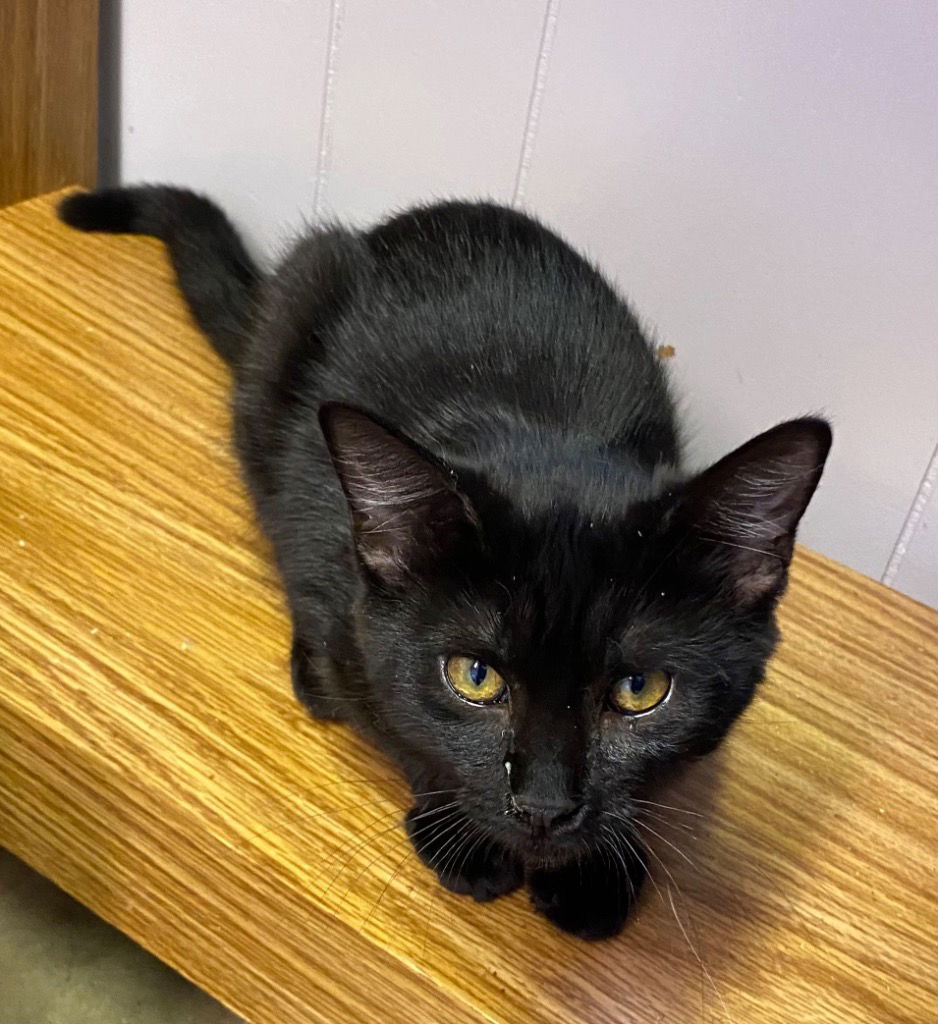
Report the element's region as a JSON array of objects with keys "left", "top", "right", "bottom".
[
  {"left": 0, "top": 191, "right": 935, "bottom": 1024},
  {"left": 0, "top": 2, "right": 98, "bottom": 207}
]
